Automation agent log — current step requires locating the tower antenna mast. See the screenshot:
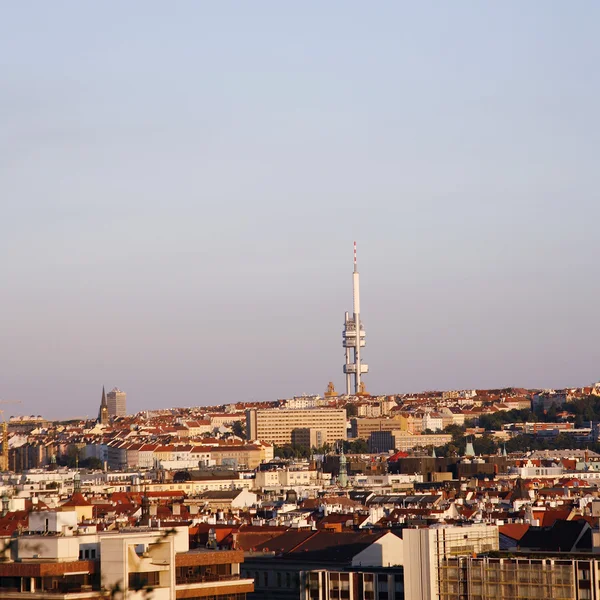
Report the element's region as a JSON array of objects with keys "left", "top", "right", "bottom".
[{"left": 343, "top": 242, "right": 368, "bottom": 395}]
